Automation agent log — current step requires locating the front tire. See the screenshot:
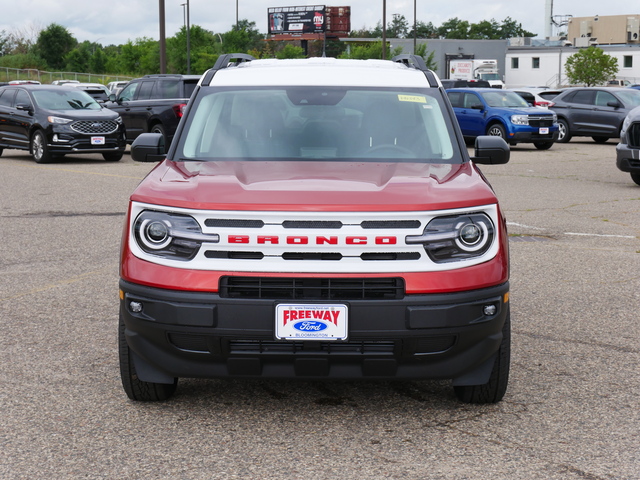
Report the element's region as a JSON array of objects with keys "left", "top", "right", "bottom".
[
  {"left": 103, "top": 152, "right": 124, "bottom": 161},
  {"left": 119, "top": 313, "right": 177, "bottom": 401},
  {"left": 592, "top": 136, "right": 609, "bottom": 144},
  {"left": 31, "top": 129, "right": 53, "bottom": 163},
  {"left": 487, "top": 123, "right": 506, "bottom": 138},
  {"left": 557, "top": 119, "right": 571, "bottom": 143},
  {"left": 533, "top": 141, "right": 553, "bottom": 150},
  {"left": 454, "top": 307, "right": 511, "bottom": 404},
  {"left": 631, "top": 172, "right": 640, "bottom": 186}
]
